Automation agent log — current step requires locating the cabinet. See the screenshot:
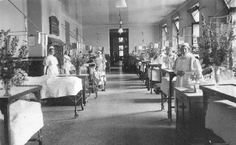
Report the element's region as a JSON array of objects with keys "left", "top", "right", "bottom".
[{"left": 175, "top": 88, "right": 205, "bottom": 145}]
